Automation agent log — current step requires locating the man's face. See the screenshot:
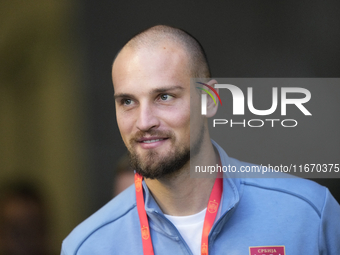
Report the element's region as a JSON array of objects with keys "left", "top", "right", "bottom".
[{"left": 112, "top": 42, "right": 200, "bottom": 179}]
